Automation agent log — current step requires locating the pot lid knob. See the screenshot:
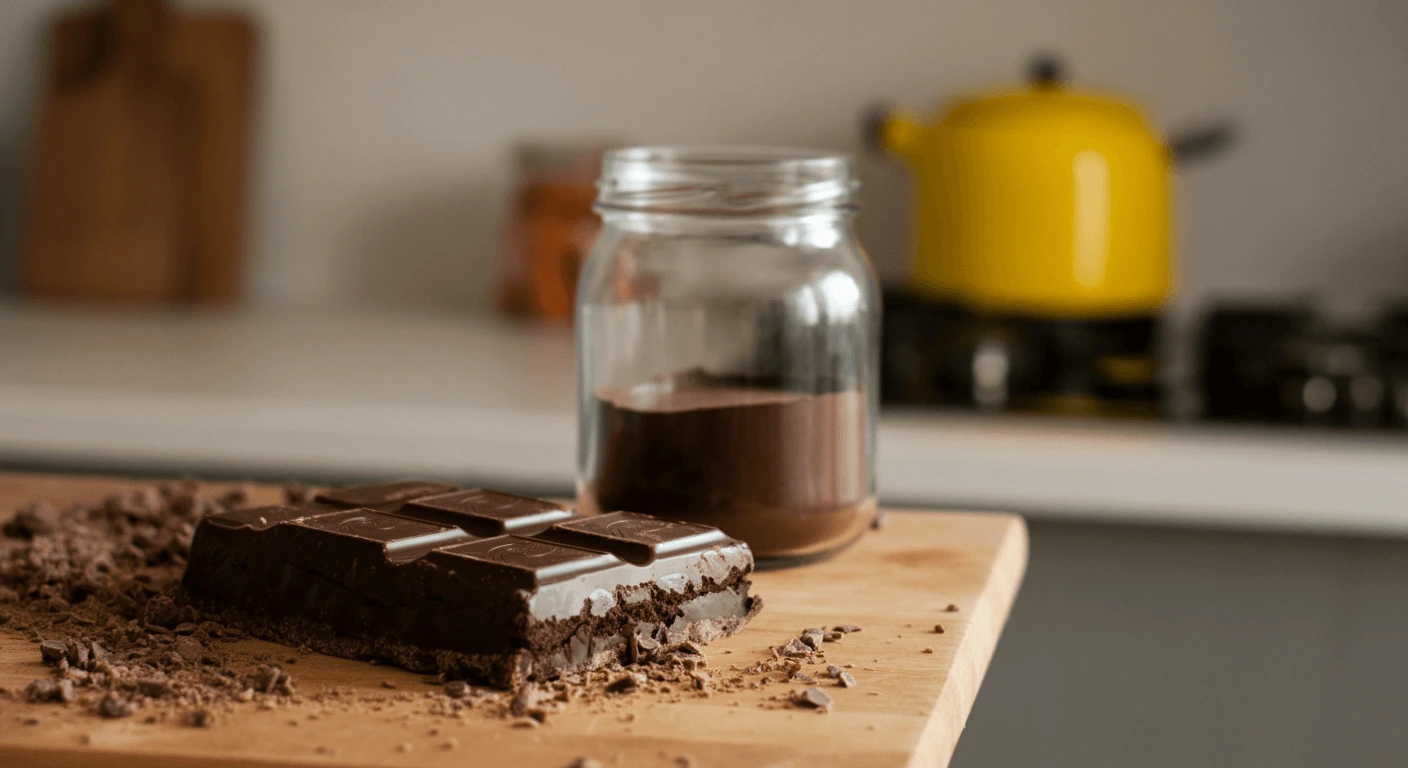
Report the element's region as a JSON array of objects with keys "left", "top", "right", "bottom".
[{"left": 1027, "top": 53, "right": 1066, "bottom": 88}]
